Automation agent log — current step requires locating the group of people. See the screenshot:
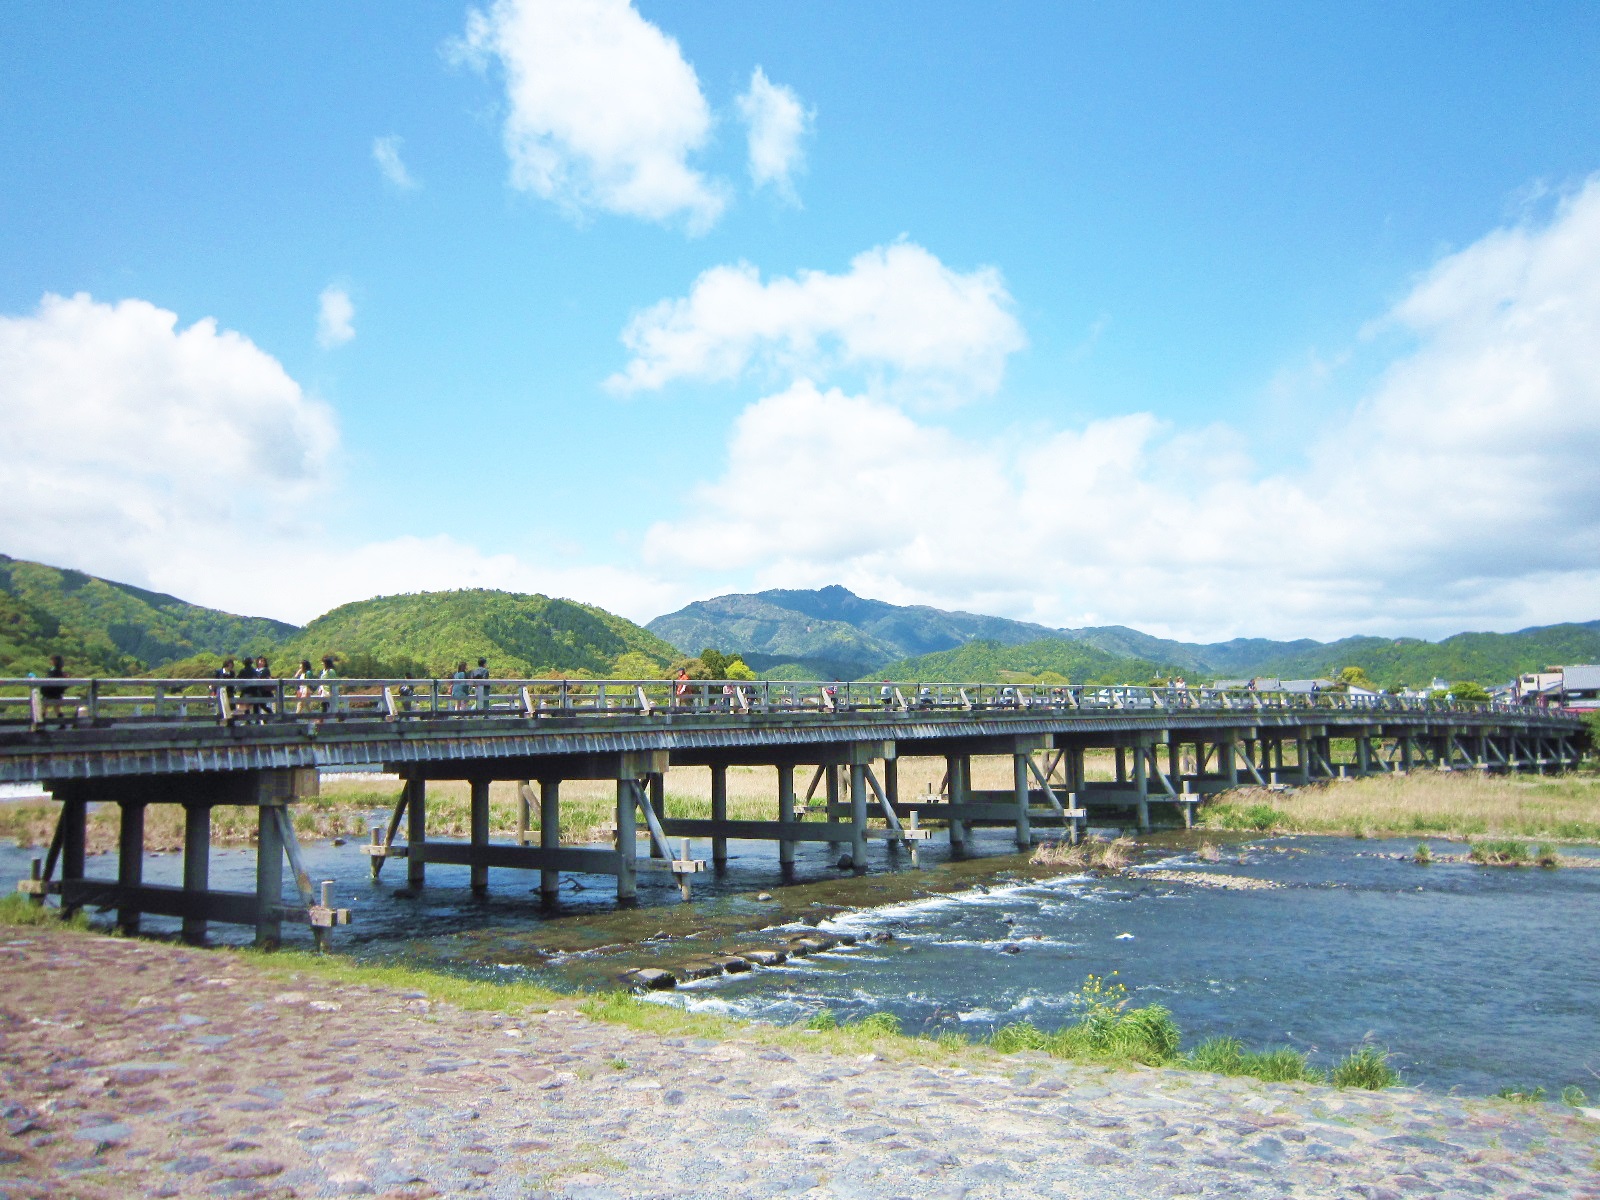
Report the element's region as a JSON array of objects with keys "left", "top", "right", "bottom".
[{"left": 214, "top": 654, "right": 338, "bottom": 716}]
